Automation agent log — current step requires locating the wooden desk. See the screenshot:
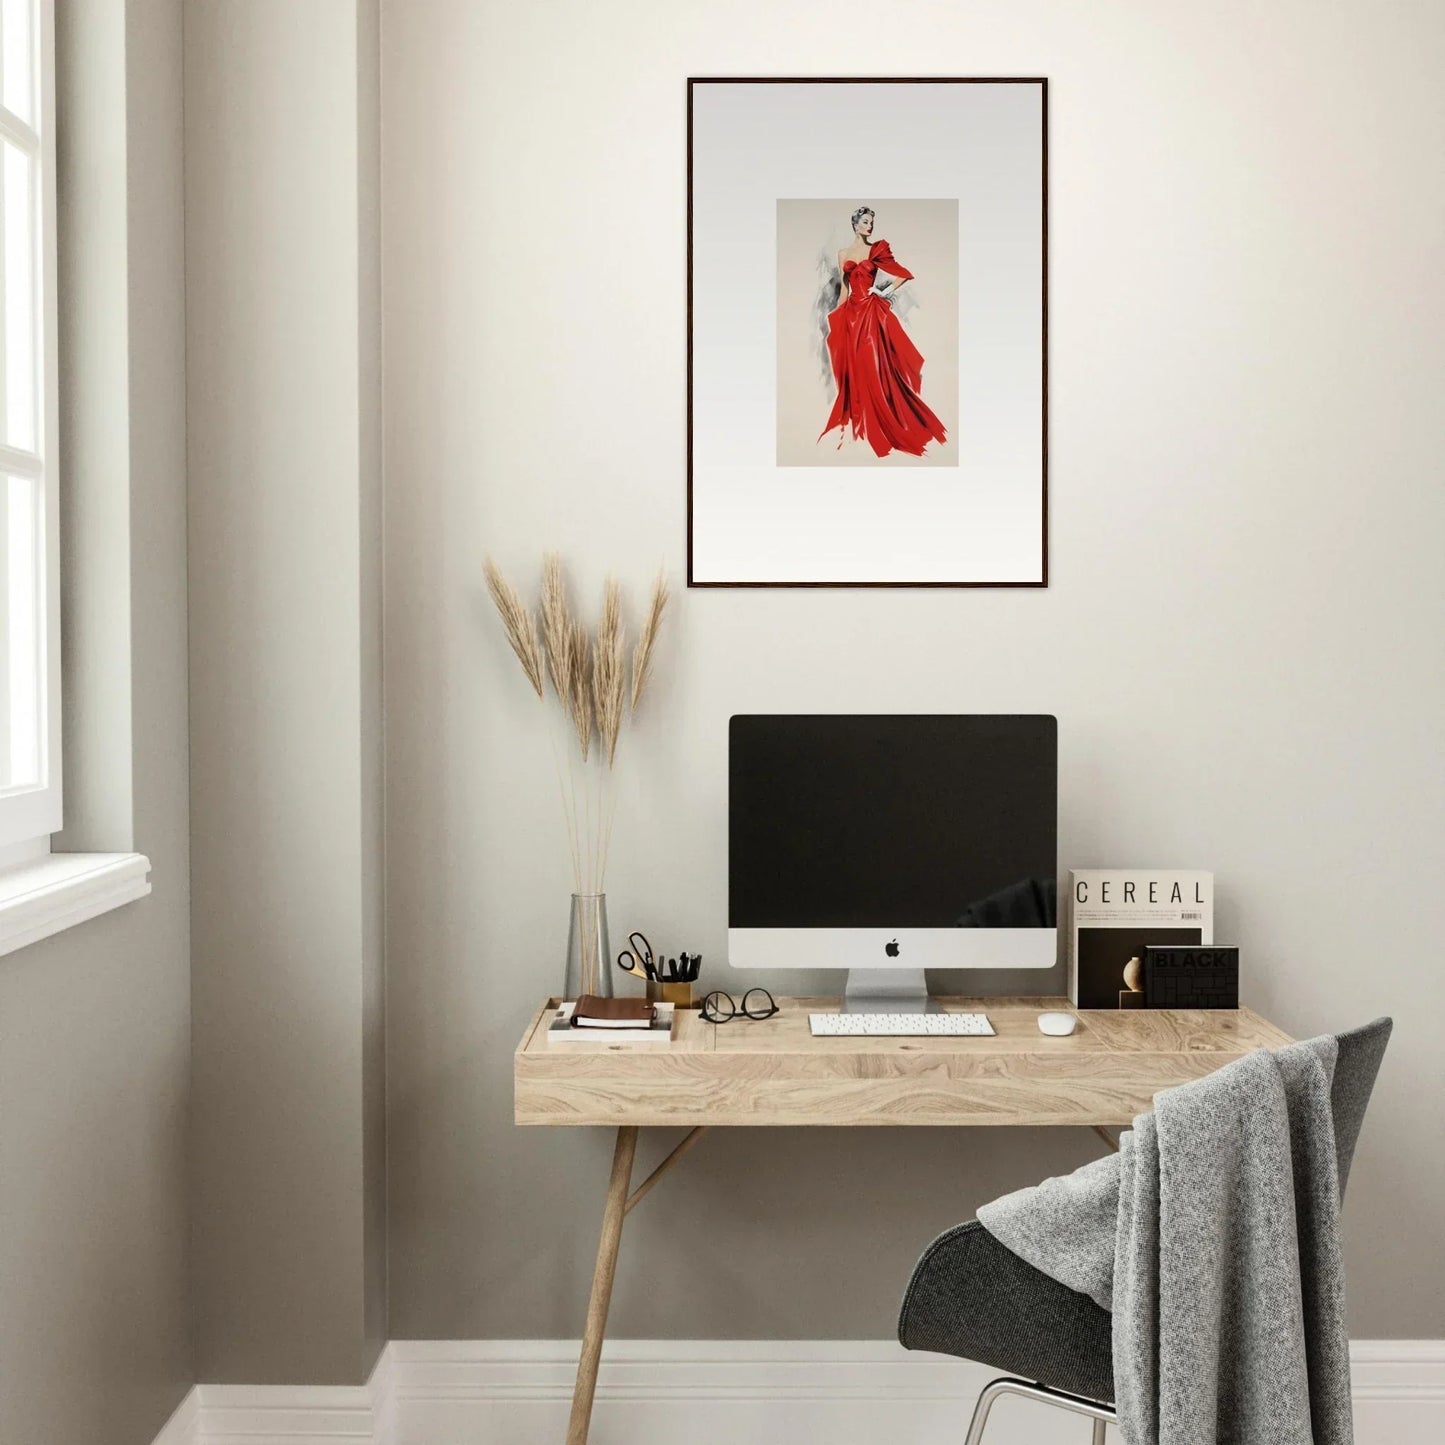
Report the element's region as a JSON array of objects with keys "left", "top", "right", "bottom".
[{"left": 514, "top": 996, "right": 1292, "bottom": 1444}]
